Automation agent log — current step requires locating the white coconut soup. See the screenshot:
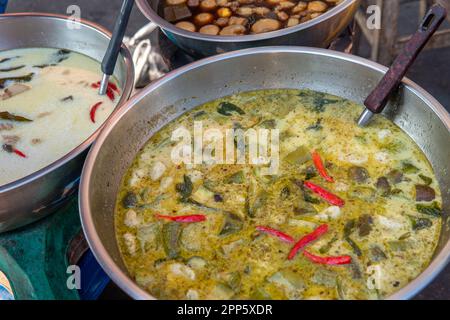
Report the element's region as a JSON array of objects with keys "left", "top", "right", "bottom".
[{"left": 0, "top": 48, "right": 121, "bottom": 186}]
